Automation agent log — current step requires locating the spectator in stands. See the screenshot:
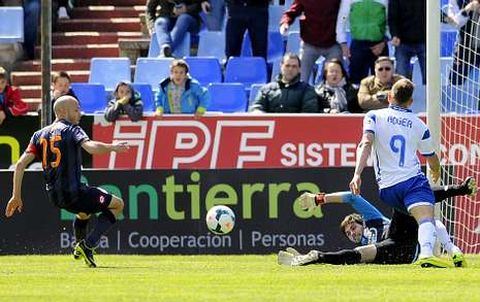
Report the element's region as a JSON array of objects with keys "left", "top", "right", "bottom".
[
  {"left": 145, "top": 0, "right": 202, "bottom": 57},
  {"left": 315, "top": 58, "right": 362, "bottom": 113},
  {"left": 280, "top": 0, "right": 343, "bottom": 83},
  {"left": 389, "top": 0, "right": 426, "bottom": 84},
  {"left": 357, "top": 57, "right": 404, "bottom": 112},
  {"left": 0, "top": 66, "right": 28, "bottom": 126},
  {"left": 23, "top": 0, "right": 41, "bottom": 60},
  {"left": 104, "top": 82, "right": 143, "bottom": 122},
  {"left": 225, "top": 0, "right": 268, "bottom": 59},
  {"left": 50, "top": 71, "right": 77, "bottom": 121},
  {"left": 447, "top": 0, "right": 480, "bottom": 87},
  {"left": 154, "top": 59, "right": 209, "bottom": 117},
  {"left": 336, "top": 0, "right": 389, "bottom": 84},
  {"left": 200, "top": 0, "right": 225, "bottom": 31},
  {"left": 249, "top": 53, "right": 318, "bottom": 113}
]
